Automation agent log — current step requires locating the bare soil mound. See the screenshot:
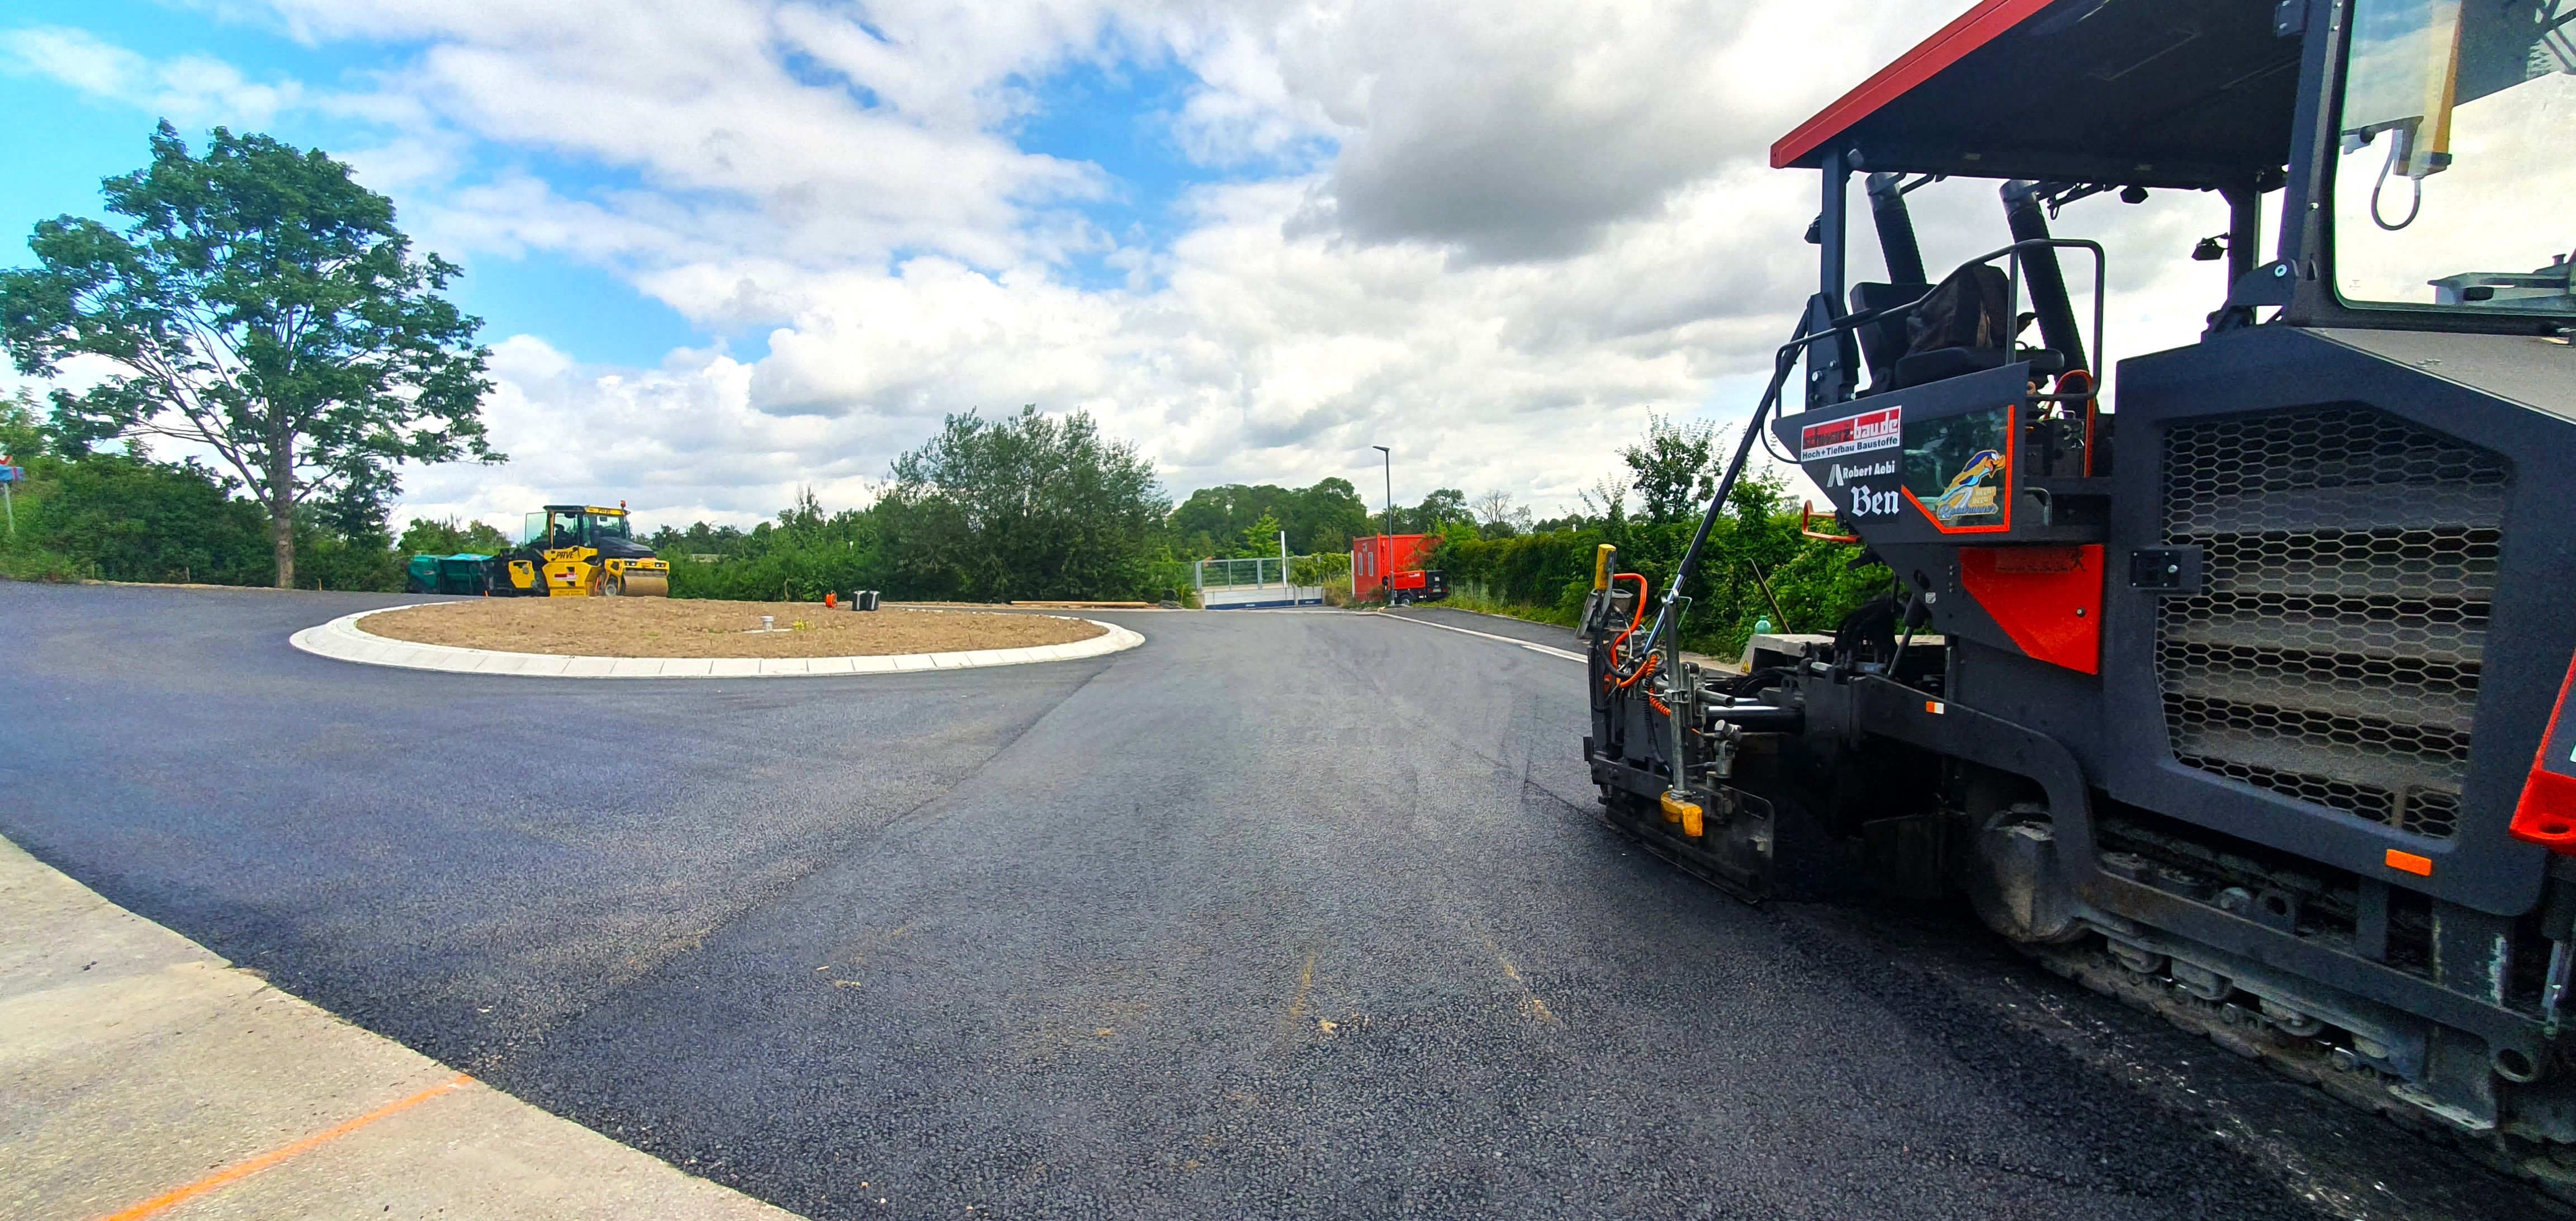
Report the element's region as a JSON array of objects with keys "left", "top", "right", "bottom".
[{"left": 359, "top": 599, "right": 1106, "bottom": 658}]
